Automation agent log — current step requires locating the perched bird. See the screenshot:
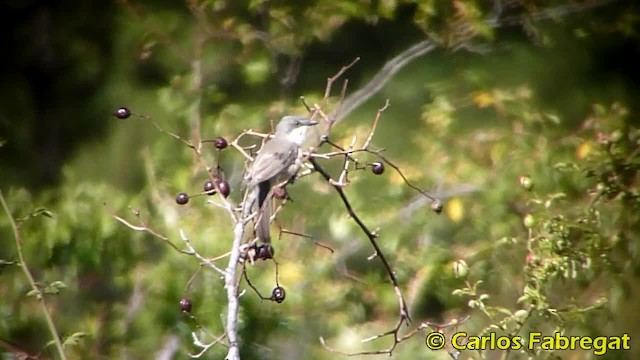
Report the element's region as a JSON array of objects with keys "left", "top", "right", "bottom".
[{"left": 245, "top": 116, "right": 318, "bottom": 243}]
